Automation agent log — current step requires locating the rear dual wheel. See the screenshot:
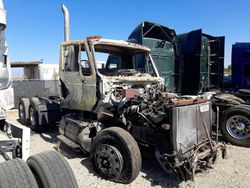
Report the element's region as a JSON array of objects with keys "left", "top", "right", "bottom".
[
  {"left": 29, "top": 104, "right": 41, "bottom": 132},
  {"left": 19, "top": 97, "right": 42, "bottom": 131},
  {"left": 18, "top": 98, "right": 30, "bottom": 125},
  {"left": 220, "top": 105, "right": 250, "bottom": 147}
]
